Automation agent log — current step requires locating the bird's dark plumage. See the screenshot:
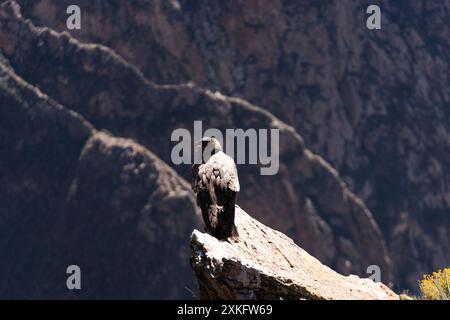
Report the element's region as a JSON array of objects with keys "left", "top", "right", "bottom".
[{"left": 192, "top": 137, "right": 239, "bottom": 240}]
